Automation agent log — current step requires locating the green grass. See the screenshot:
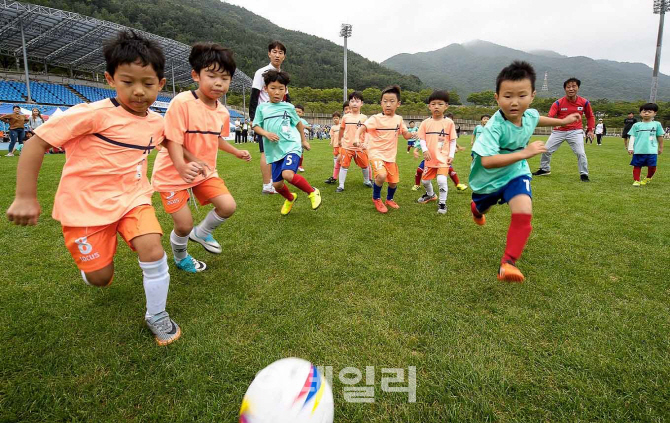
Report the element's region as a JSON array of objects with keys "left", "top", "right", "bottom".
[{"left": 1, "top": 136, "right": 669, "bottom": 422}]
